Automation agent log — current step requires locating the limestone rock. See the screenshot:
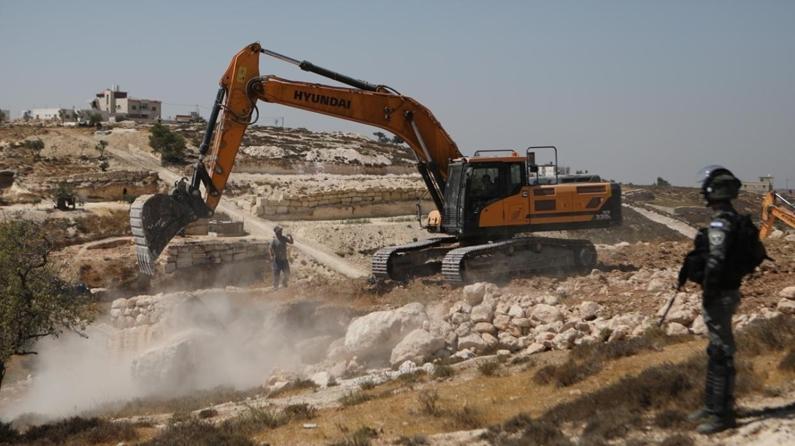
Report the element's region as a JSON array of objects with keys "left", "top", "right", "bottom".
[
  {"left": 779, "top": 286, "right": 795, "bottom": 300},
  {"left": 390, "top": 329, "right": 446, "bottom": 367},
  {"left": 508, "top": 304, "right": 525, "bottom": 318},
  {"left": 470, "top": 302, "right": 495, "bottom": 323},
  {"left": 462, "top": 282, "right": 486, "bottom": 306},
  {"left": 481, "top": 332, "right": 498, "bottom": 348},
  {"left": 777, "top": 298, "right": 795, "bottom": 315},
  {"left": 647, "top": 278, "right": 668, "bottom": 292},
  {"left": 493, "top": 314, "right": 510, "bottom": 331},
  {"left": 691, "top": 315, "right": 707, "bottom": 335},
  {"left": 458, "top": 333, "right": 487, "bottom": 352},
  {"left": 553, "top": 328, "right": 579, "bottom": 350},
  {"left": 579, "top": 301, "right": 602, "bottom": 321},
  {"left": 131, "top": 330, "right": 210, "bottom": 391},
  {"left": 524, "top": 343, "right": 547, "bottom": 355},
  {"left": 344, "top": 302, "right": 428, "bottom": 360},
  {"left": 474, "top": 322, "right": 497, "bottom": 334},
  {"left": 666, "top": 322, "right": 689, "bottom": 336},
  {"left": 530, "top": 304, "right": 563, "bottom": 324}
]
